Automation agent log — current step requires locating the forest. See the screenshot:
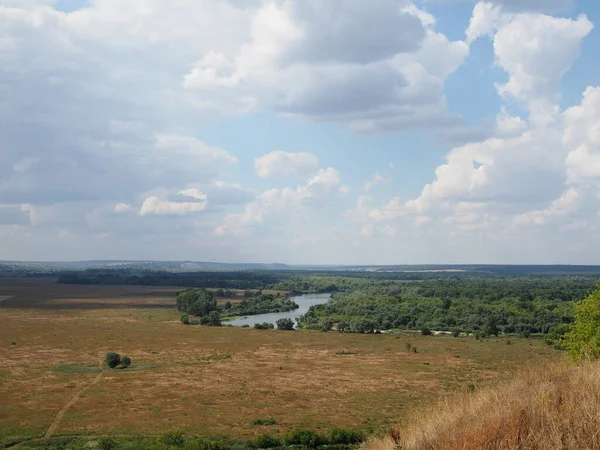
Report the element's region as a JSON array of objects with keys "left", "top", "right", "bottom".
[{"left": 51, "top": 267, "right": 600, "bottom": 336}]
